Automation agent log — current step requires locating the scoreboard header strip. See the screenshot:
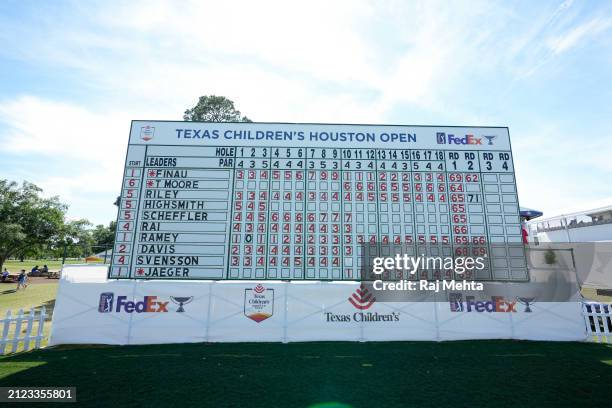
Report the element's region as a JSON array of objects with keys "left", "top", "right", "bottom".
[{"left": 129, "top": 121, "right": 510, "bottom": 150}]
